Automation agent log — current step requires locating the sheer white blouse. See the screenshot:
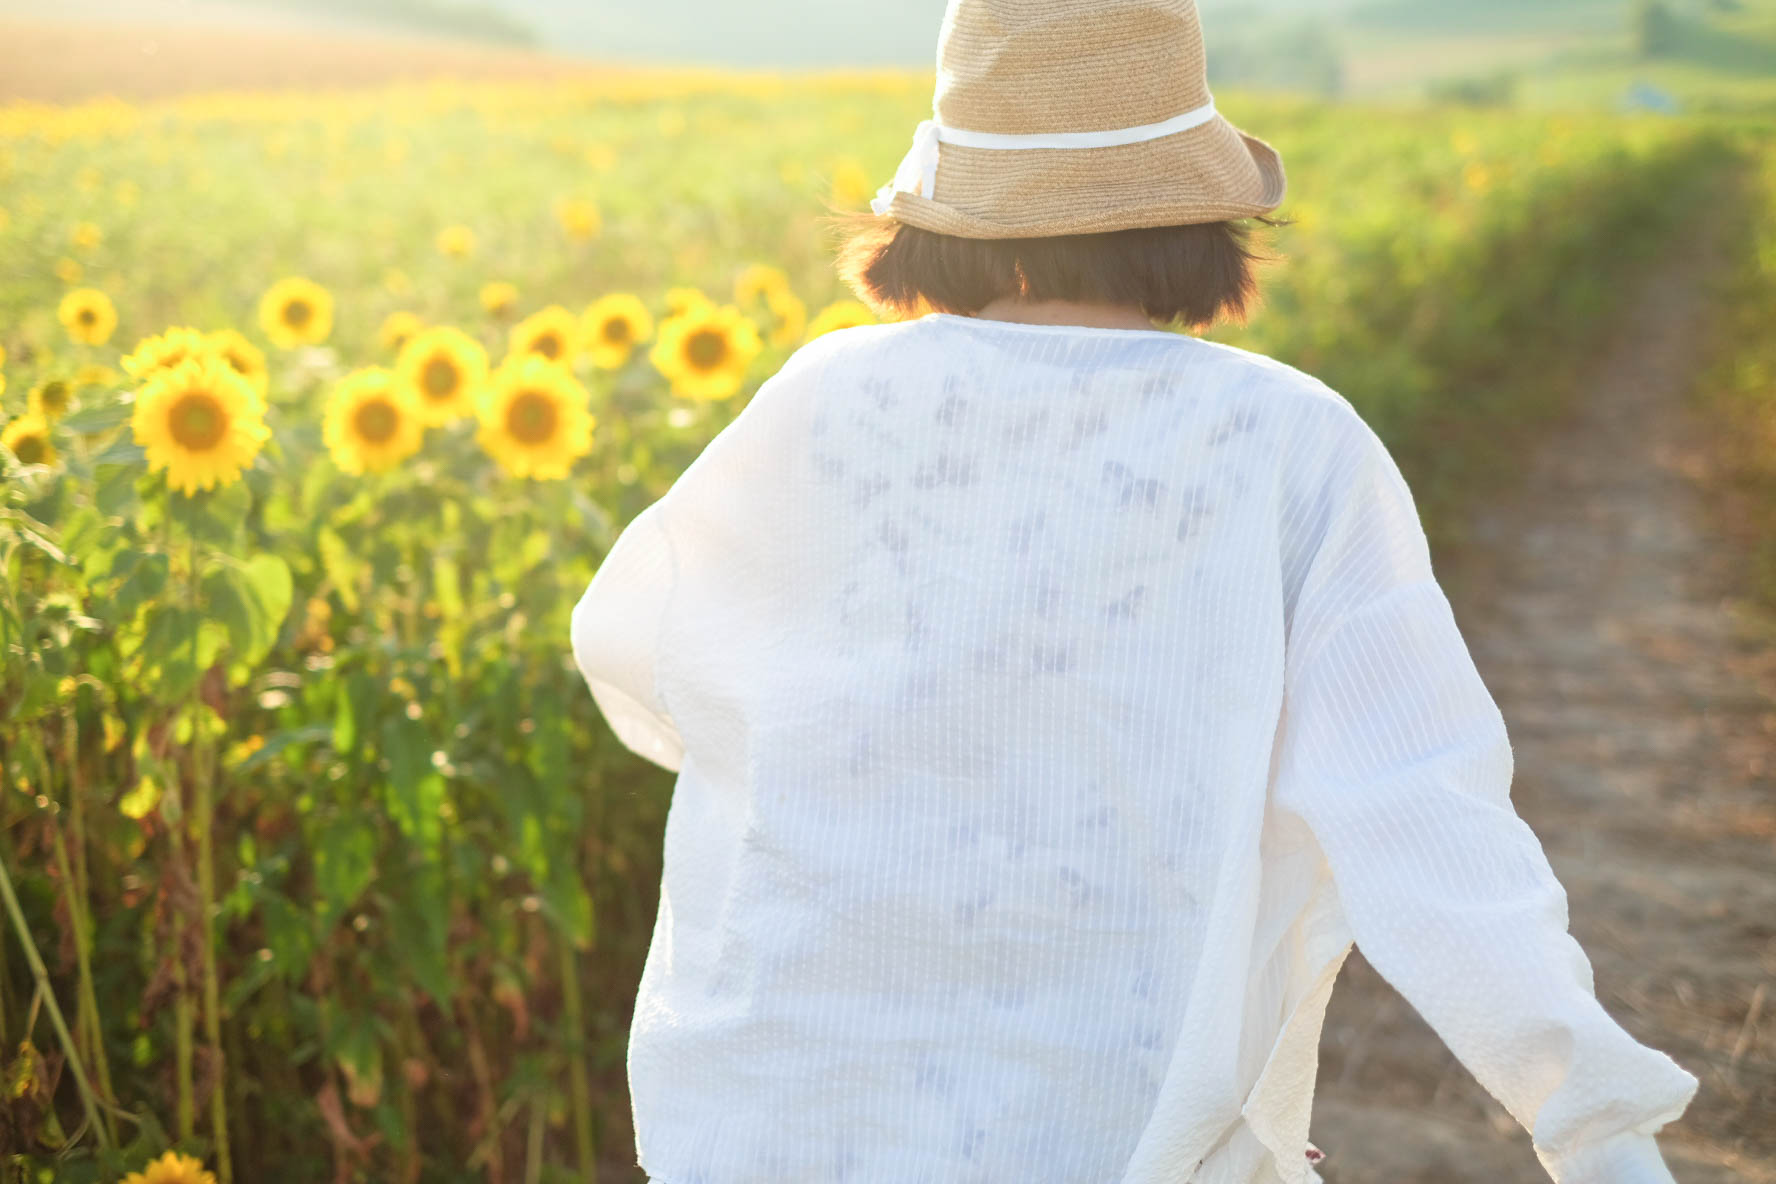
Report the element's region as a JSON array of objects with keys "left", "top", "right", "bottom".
[{"left": 570, "top": 313, "right": 1700, "bottom": 1184}]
